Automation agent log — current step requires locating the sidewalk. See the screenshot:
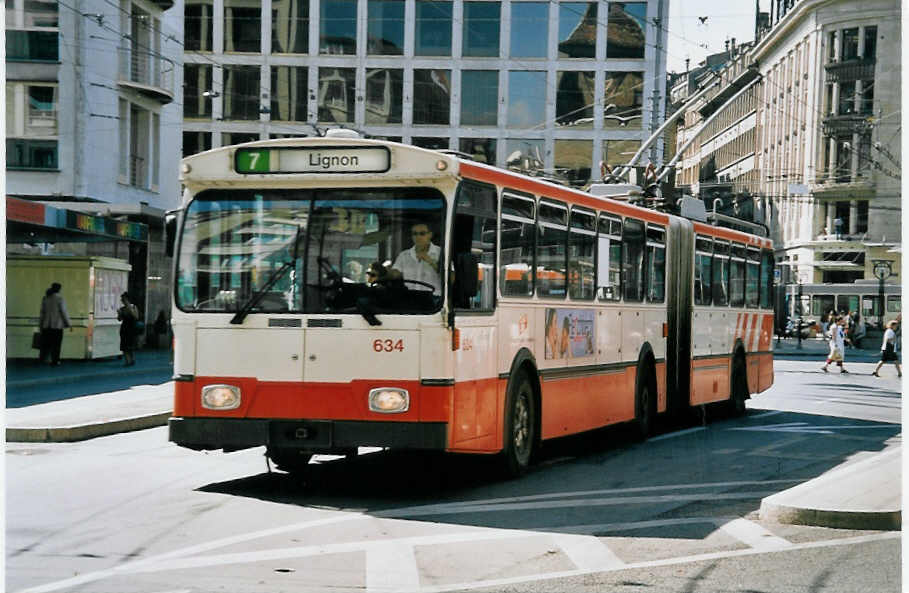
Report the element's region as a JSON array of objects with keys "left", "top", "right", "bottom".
[{"left": 773, "top": 335, "right": 888, "bottom": 363}]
